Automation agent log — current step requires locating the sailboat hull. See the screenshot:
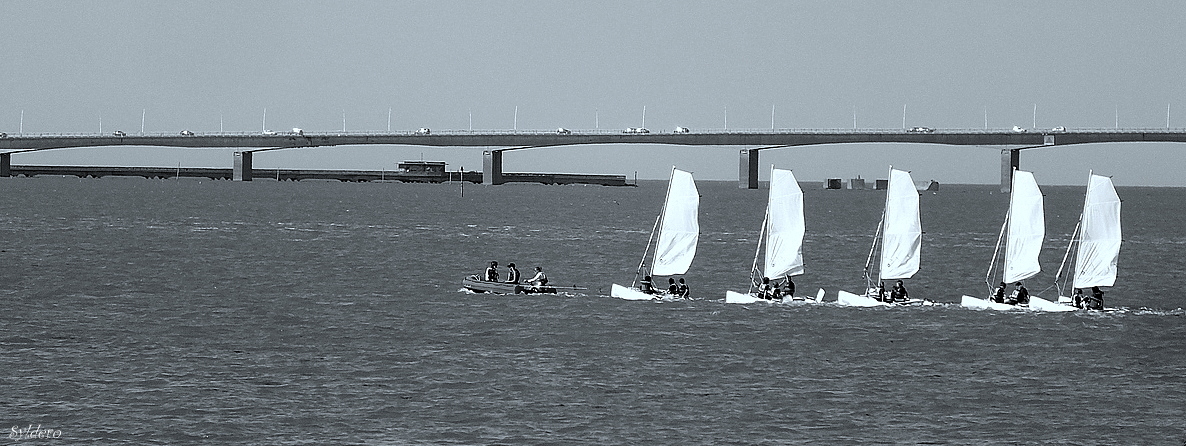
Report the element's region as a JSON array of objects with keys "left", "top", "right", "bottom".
[
  {"left": 960, "top": 295, "right": 1023, "bottom": 311},
  {"left": 1029, "top": 296, "right": 1077, "bottom": 312},
  {"left": 725, "top": 290, "right": 761, "bottom": 304},
  {"left": 612, "top": 283, "right": 671, "bottom": 300},
  {"left": 837, "top": 290, "right": 888, "bottom": 307},
  {"left": 726, "top": 288, "right": 826, "bottom": 304}
]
